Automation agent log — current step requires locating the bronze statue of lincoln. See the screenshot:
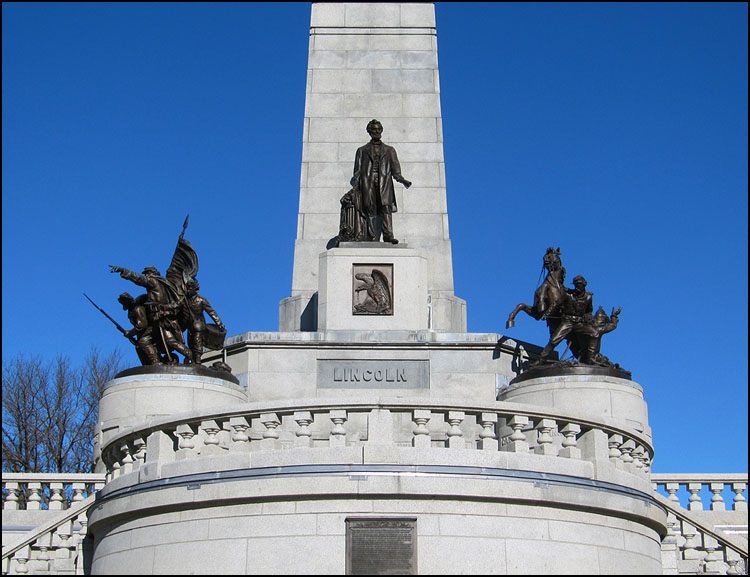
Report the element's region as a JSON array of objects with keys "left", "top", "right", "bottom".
[{"left": 350, "top": 119, "right": 412, "bottom": 243}]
